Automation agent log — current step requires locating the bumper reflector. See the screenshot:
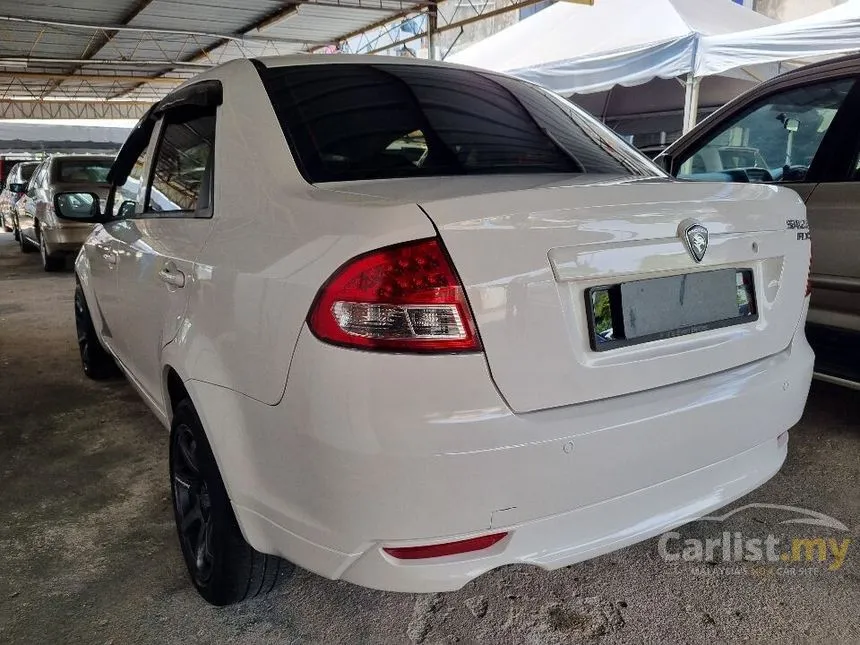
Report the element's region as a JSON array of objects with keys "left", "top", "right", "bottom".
[{"left": 383, "top": 532, "right": 508, "bottom": 560}]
